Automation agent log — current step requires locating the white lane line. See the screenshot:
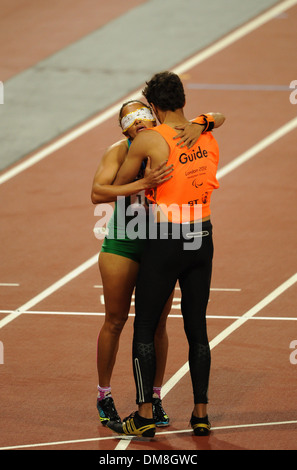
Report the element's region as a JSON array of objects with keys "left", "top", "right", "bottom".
[
  {"left": 0, "top": 0, "right": 296, "bottom": 186},
  {"left": 0, "top": 435, "right": 113, "bottom": 451},
  {"left": 162, "top": 272, "right": 297, "bottom": 397},
  {"left": 1, "top": 310, "right": 296, "bottom": 322},
  {"left": 0, "top": 254, "right": 98, "bottom": 330},
  {"left": 0, "top": 100, "right": 132, "bottom": 185},
  {"left": 216, "top": 116, "right": 297, "bottom": 180},
  {"left": 173, "top": 0, "right": 297, "bottom": 76},
  {"left": 209, "top": 288, "right": 241, "bottom": 292},
  {"left": 1, "top": 419, "right": 296, "bottom": 450},
  {"left": 0, "top": 283, "right": 20, "bottom": 287},
  {"left": 116, "top": 272, "right": 297, "bottom": 450},
  {"left": 94, "top": 285, "right": 241, "bottom": 291}
]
